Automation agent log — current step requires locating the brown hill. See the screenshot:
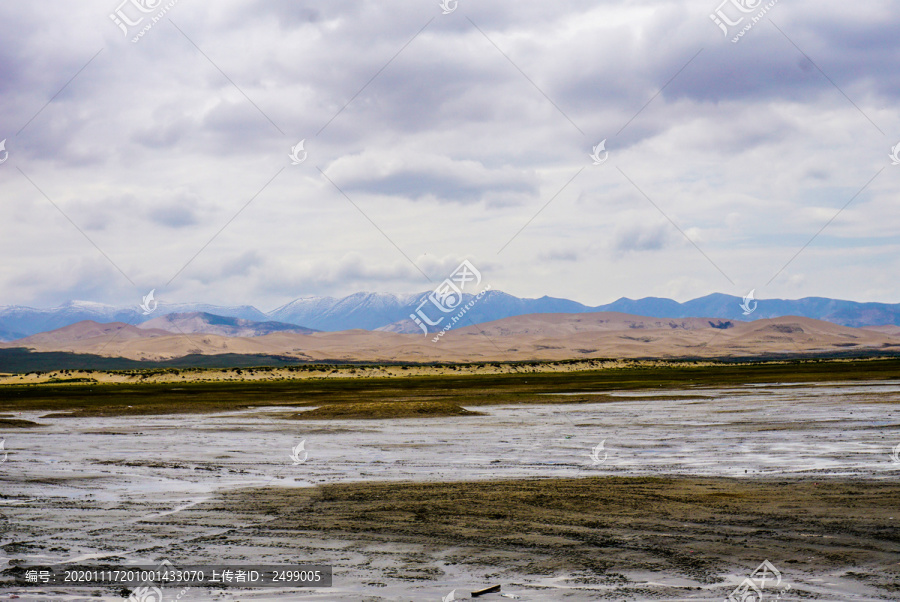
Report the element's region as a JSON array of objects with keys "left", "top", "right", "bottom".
[
  {"left": 3, "top": 313, "right": 899, "bottom": 362},
  {"left": 452, "top": 312, "right": 734, "bottom": 337},
  {"left": 862, "top": 325, "right": 900, "bottom": 337},
  {"left": 13, "top": 320, "right": 173, "bottom": 345}
]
